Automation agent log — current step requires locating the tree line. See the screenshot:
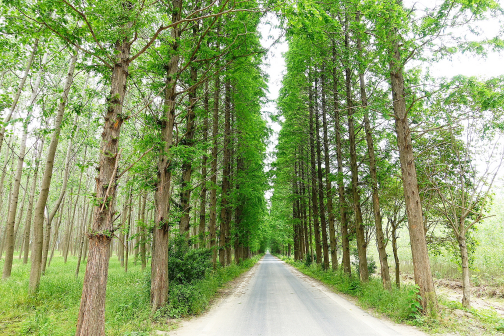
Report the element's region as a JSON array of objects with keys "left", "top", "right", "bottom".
[
  {"left": 0, "top": 0, "right": 269, "bottom": 334},
  {"left": 270, "top": 0, "right": 504, "bottom": 317}
]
